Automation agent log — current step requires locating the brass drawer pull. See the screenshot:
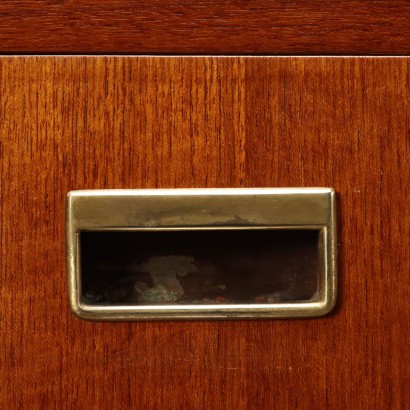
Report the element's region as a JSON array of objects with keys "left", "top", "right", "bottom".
[{"left": 66, "top": 188, "right": 337, "bottom": 321}]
